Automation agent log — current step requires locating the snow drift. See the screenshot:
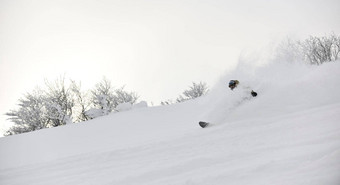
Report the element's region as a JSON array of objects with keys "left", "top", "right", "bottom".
[{"left": 1, "top": 60, "right": 340, "bottom": 185}]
